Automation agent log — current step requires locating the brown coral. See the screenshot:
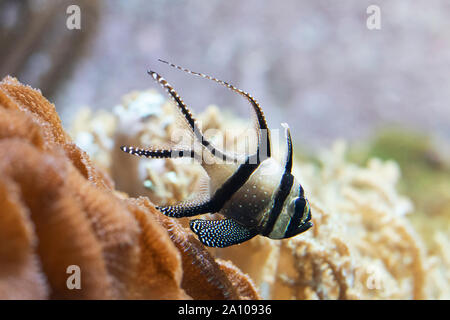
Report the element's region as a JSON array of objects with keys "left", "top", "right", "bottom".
[{"left": 0, "top": 77, "right": 257, "bottom": 300}]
